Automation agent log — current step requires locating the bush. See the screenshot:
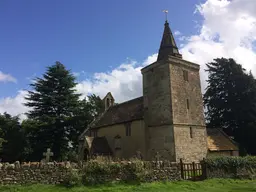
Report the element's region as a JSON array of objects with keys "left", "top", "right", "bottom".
[
  {"left": 62, "top": 169, "right": 82, "bottom": 187},
  {"left": 205, "top": 156, "right": 256, "bottom": 179},
  {"left": 205, "top": 156, "right": 256, "bottom": 170},
  {"left": 81, "top": 159, "right": 150, "bottom": 185},
  {"left": 122, "top": 160, "right": 149, "bottom": 182}
]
